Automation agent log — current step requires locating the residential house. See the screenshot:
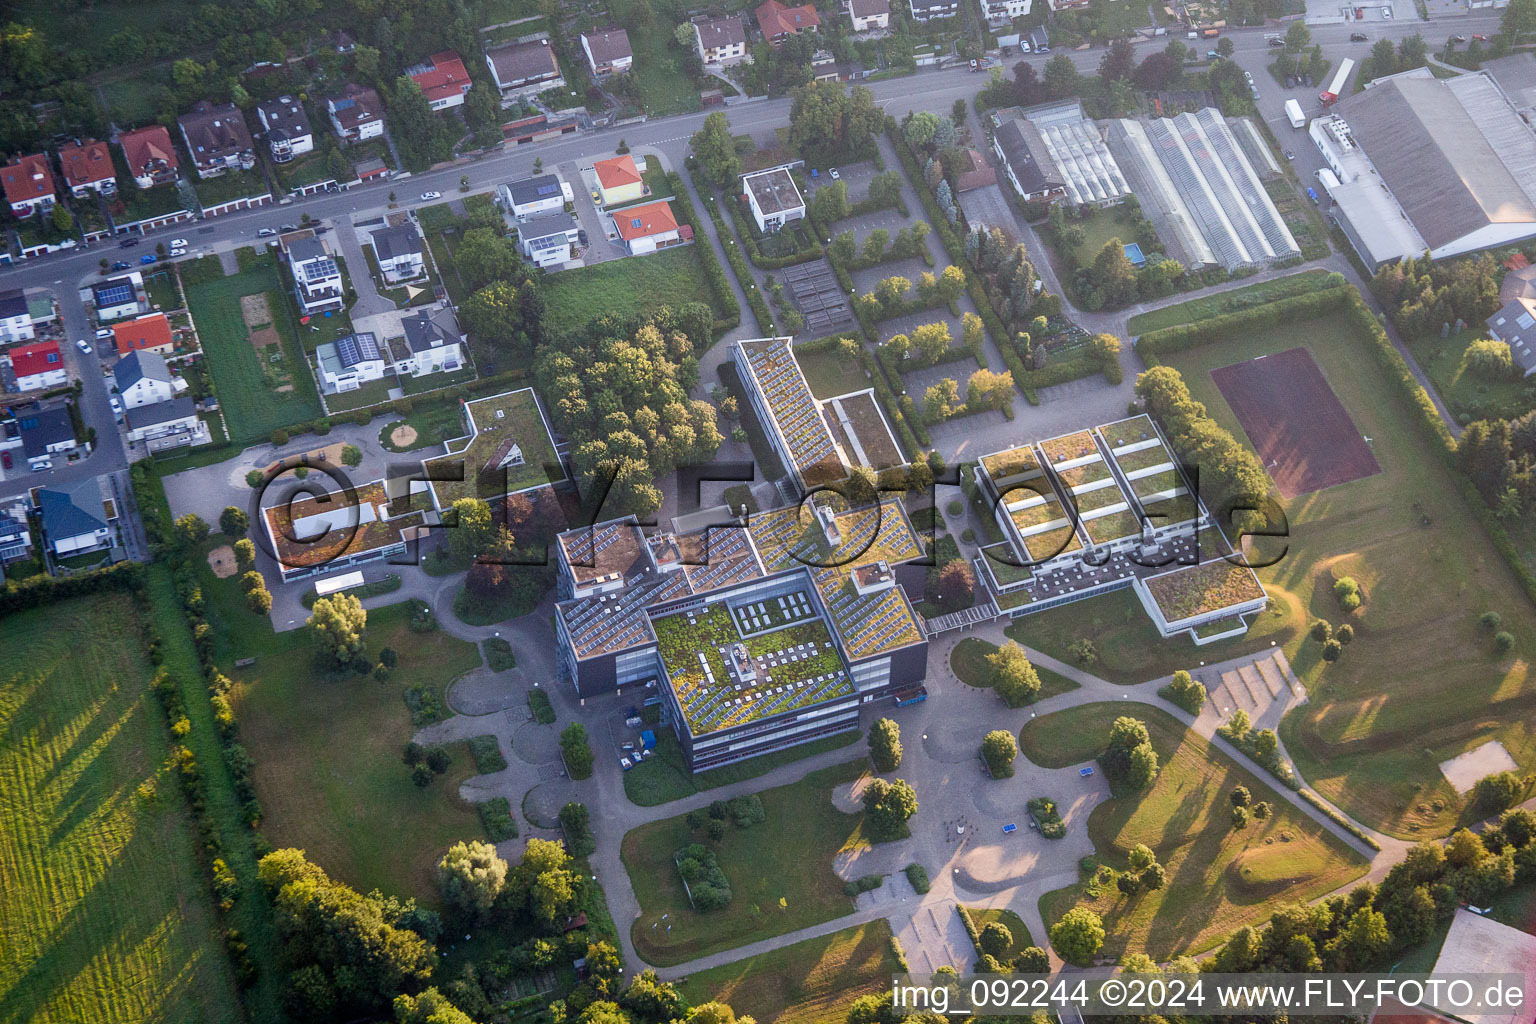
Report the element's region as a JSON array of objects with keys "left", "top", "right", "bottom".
[
  {"left": 356, "top": 156, "right": 390, "bottom": 182},
  {"left": 954, "top": 148, "right": 998, "bottom": 191},
  {"left": 326, "top": 84, "right": 386, "bottom": 143},
  {"left": 581, "top": 29, "right": 634, "bottom": 78},
  {"left": 992, "top": 118, "right": 1068, "bottom": 202},
  {"left": 692, "top": 15, "right": 748, "bottom": 64},
  {"left": 409, "top": 51, "right": 473, "bottom": 111},
  {"left": 118, "top": 125, "right": 180, "bottom": 188},
  {"left": 178, "top": 100, "right": 256, "bottom": 178},
  {"left": 485, "top": 38, "right": 565, "bottom": 103},
  {"left": 256, "top": 96, "right": 315, "bottom": 163},
  {"left": 36, "top": 477, "right": 116, "bottom": 557},
  {"left": 613, "top": 200, "right": 684, "bottom": 255},
  {"left": 331, "top": 29, "right": 357, "bottom": 53},
  {"left": 593, "top": 154, "right": 645, "bottom": 205},
  {"left": 124, "top": 396, "right": 201, "bottom": 447},
  {"left": 909, "top": 0, "right": 961, "bottom": 20},
  {"left": 91, "top": 274, "right": 145, "bottom": 322},
  {"left": 845, "top": 0, "right": 890, "bottom": 32},
  {"left": 112, "top": 313, "right": 176, "bottom": 358},
  {"left": 742, "top": 167, "right": 806, "bottom": 232},
  {"left": 981, "top": 0, "right": 1031, "bottom": 22},
  {"left": 1, "top": 154, "right": 56, "bottom": 217},
  {"left": 501, "top": 173, "right": 574, "bottom": 221},
  {"left": 1486, "top": 297, "right": 1536, "bottom": 376},
  {"left": 9, "top": 341, "right": 67, "bottom": 392},
  {"left": 392, "top": 305, "right": 465, "bottom": 378},
  {"left": 57, "top": 140, "right": 117, "bottom": 198},
  {"left": 756, "top": 0, "right": 820, "bottom": 45},
  {"left": 316, "top": 332, "right": 387, "bottom": 392},
  {"left": 0, "top": 288, "right": 34, "bottom": 343},
  {"left": 17, "top": 406, "right": 77, "bottom": 470},
  {"left": 0, "top": 507, "right": 31, "bottom": 566},
  {"left": 288, "top": 237, "right": 344, "bottom": 315},
  {"left": 517, "top": 210, "right": 581, "bottom": 268},
  {"left": 114, "top": 349, "right": 183, "bottom": 409},
  {"left": 371, "top": 223, "right": 425, "bottom": 283}
]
